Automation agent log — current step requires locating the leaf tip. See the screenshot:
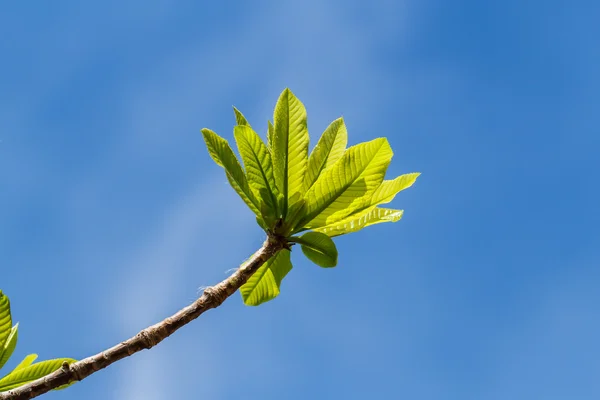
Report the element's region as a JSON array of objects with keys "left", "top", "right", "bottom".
[{"left": 279, "top": 87, "right": 298, "bottom": 101}]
